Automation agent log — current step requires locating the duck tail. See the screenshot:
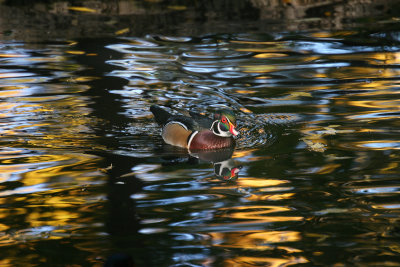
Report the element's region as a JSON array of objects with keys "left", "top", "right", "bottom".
[{"left": 150, "top": 105, "right": 172, "bottom": 126}]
